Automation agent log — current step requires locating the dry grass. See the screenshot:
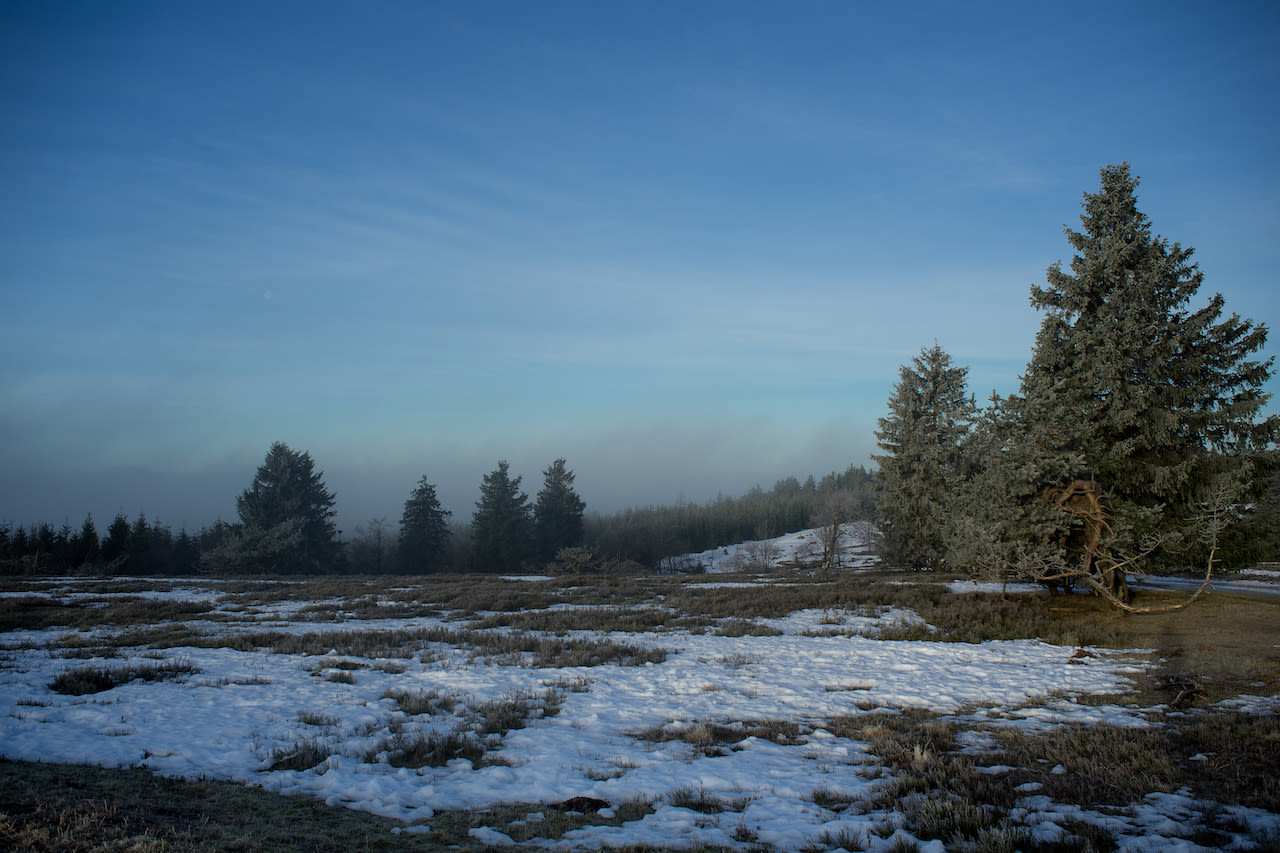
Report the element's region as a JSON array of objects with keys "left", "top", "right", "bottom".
[
  {"left": 633, "top": 719, "right": 805, "bottom": 757},
  {"left": 0, "top": 759, "right": 439, "bottom": 852},
  {"left": 5, "top": 572, "right": 1279, "bottom": 852},
  {"left": 0, "top": 595, "right": 217, "bottom": 633},
  {"left": 48, "top": 658, "right": 199, "bottom": 696},
  {"left": 822, "top": 704, "right": 1280, "bottom": 849},
  {"left": 137, "top": 623, "right": 670, "bottom": 668}
]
